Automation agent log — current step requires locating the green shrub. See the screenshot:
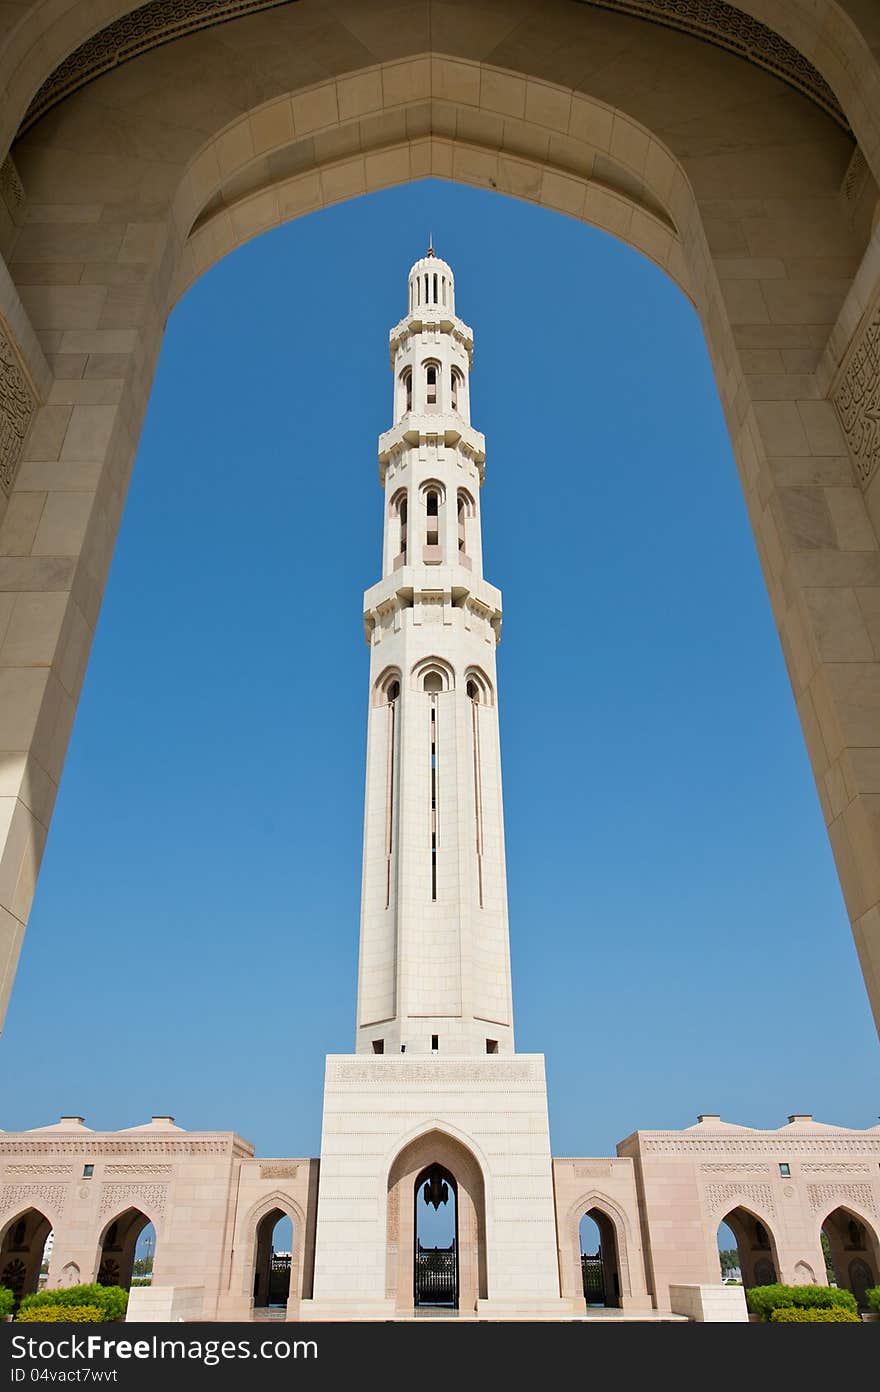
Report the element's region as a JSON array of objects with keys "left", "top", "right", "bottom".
[
  {"left": 747, "top": 1284, "right": 858, "bottom": 1321},
  {"left": 18, "top": 1284, "right": 127, "bottom": 1322},
  {"left": 770, "top": 1306, "right": 861, "bottom": 1322},
  {"left": 867, "top": 1287, "right": 880, "bottom": 1314},
  {"left": 15, "top": 1306, "right": 104, "bottom": 1324},
  {"left": 0, "top": 1286, "right": 15, "bottom": 1319}
]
